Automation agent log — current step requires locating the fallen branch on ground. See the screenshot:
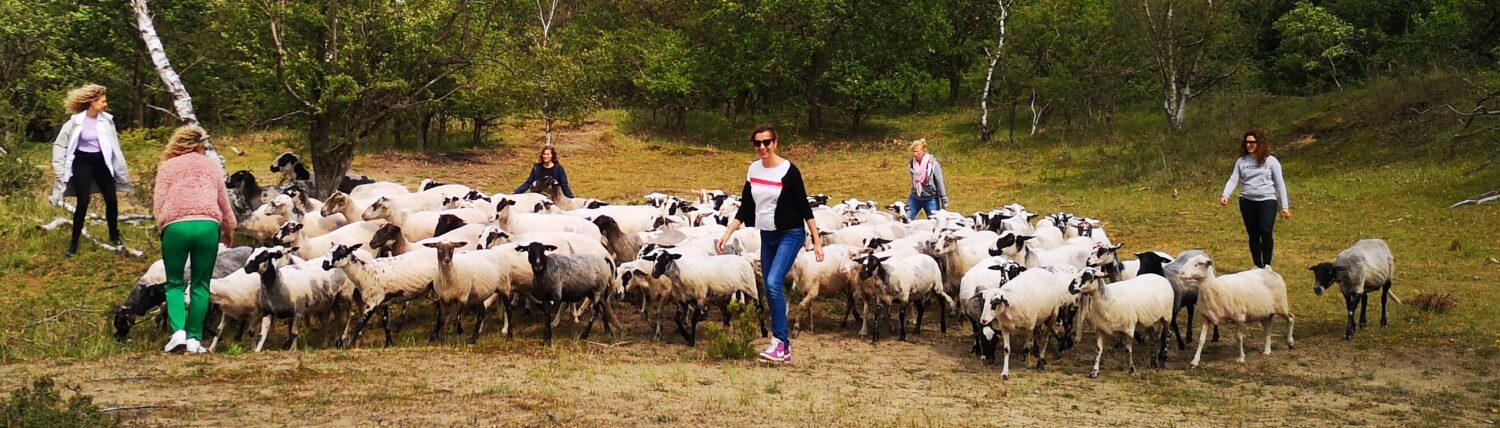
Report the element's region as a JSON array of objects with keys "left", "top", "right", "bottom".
[
  {"left": 1449, "top": 191, "right": 1500, "bottom": 208},
  {"left": 101, "top": 405, "right": 166, "bottom": 413}
]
